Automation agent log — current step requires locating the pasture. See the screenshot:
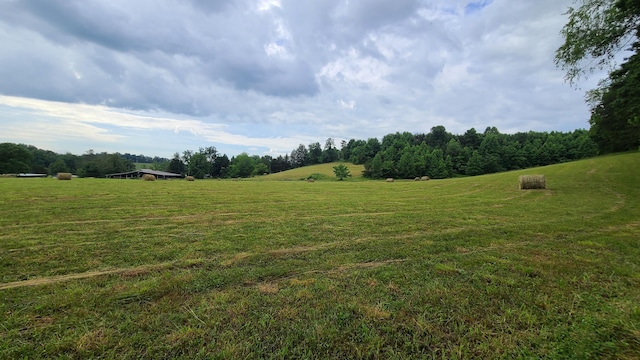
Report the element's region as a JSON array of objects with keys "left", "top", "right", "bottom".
[{"left": 1, "top": 153, "right": 639, "bottom": 358}]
